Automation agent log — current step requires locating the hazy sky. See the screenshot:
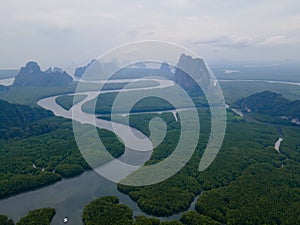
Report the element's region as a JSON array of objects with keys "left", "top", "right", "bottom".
[{"left": 1, "top": 0, "right": 300, "bottom": 71}]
